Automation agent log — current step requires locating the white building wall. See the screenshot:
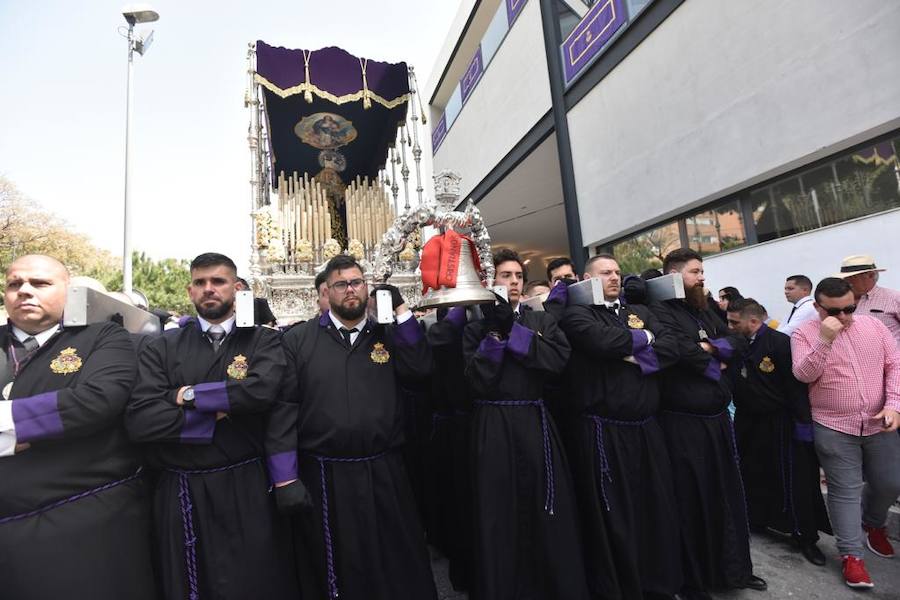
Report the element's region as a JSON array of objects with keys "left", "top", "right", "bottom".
[
  {"left": 432, "top": 0, "right": 552, "bottom": 199},
  {"left": 566, "top": 0, "right": 900, "bottom": 247},
  {"left": 702, "top": 209, "right": 900, "bottom": 325}
]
